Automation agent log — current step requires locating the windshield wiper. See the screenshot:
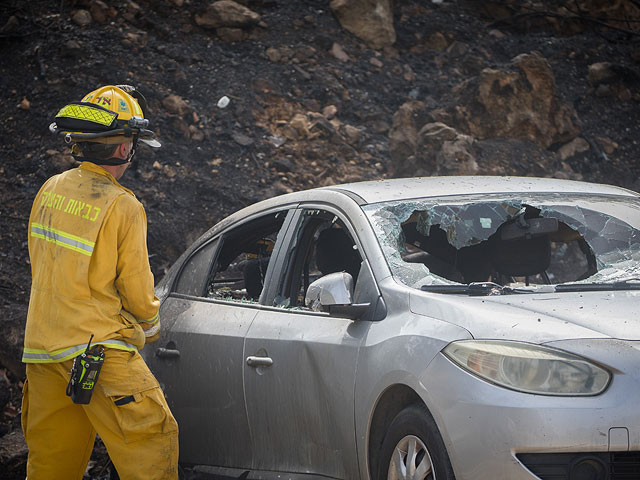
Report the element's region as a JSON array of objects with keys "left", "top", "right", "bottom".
[
  {"left": 555, "top": 279, "right": 640, "bottom": 292},
  {"left": 421, "top": 282, "right": 518, "bottom": 296}
]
